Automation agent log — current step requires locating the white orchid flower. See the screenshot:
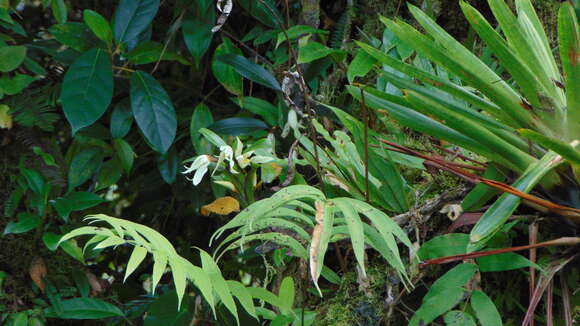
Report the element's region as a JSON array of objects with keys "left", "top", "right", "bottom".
[{"left": 182, "top": 155, "right": 211, "bottom": 186}]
